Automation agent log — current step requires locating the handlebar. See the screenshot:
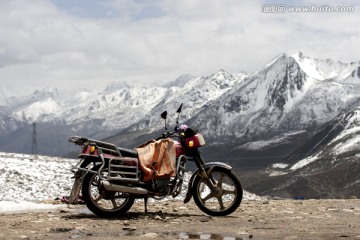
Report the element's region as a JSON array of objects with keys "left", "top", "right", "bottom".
[{"left": 155, "top": 131, "right": 178, "bottom": 141}]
